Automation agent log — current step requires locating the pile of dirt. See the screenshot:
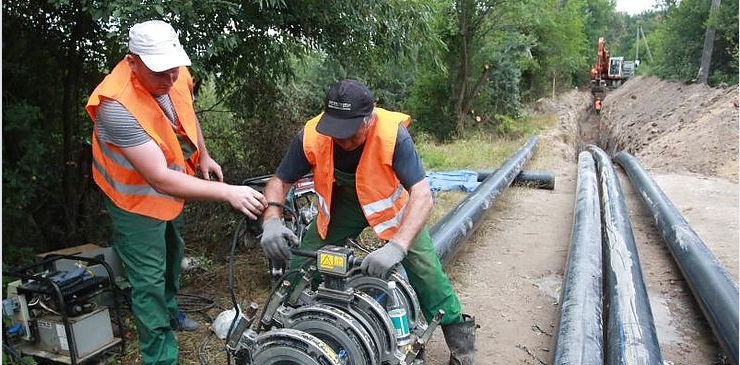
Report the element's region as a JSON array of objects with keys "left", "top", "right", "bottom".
[{"left": 600, "top": 76, "right": 739, "bottom": 182}]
